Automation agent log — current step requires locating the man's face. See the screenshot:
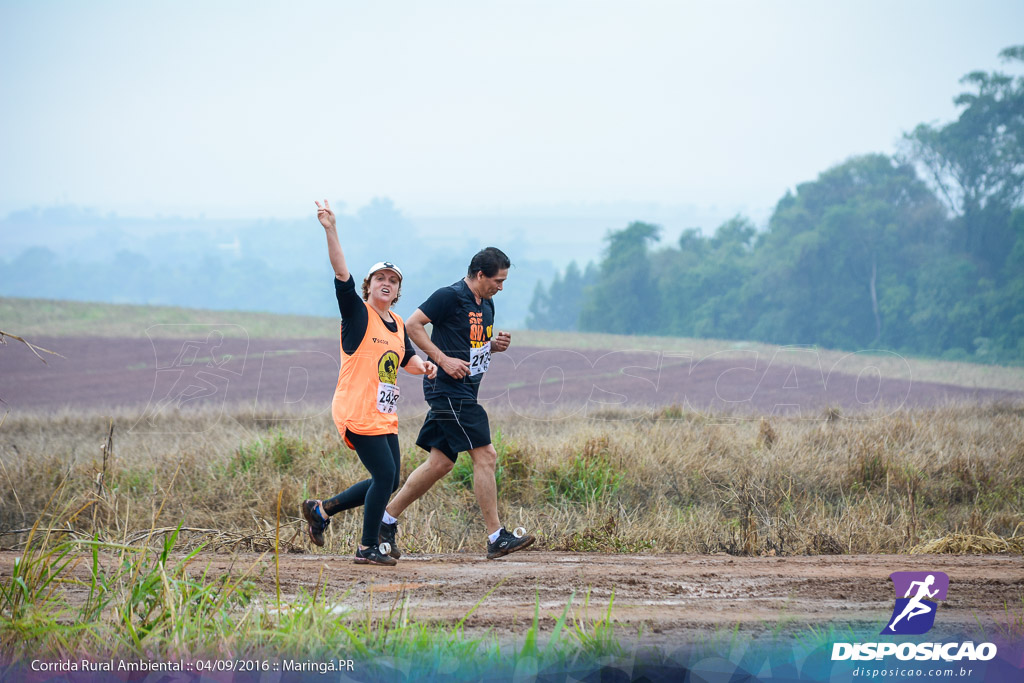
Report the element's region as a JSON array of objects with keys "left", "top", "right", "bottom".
[{"left": 476, "top": 268, "right": 508, "bottom": 298}]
